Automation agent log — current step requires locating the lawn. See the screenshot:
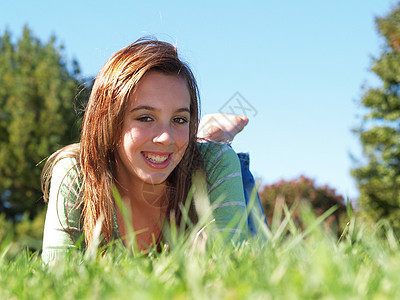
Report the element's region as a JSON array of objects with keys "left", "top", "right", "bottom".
[{"left": 1, "top": 201, "right": 399, "bottom": 300}]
